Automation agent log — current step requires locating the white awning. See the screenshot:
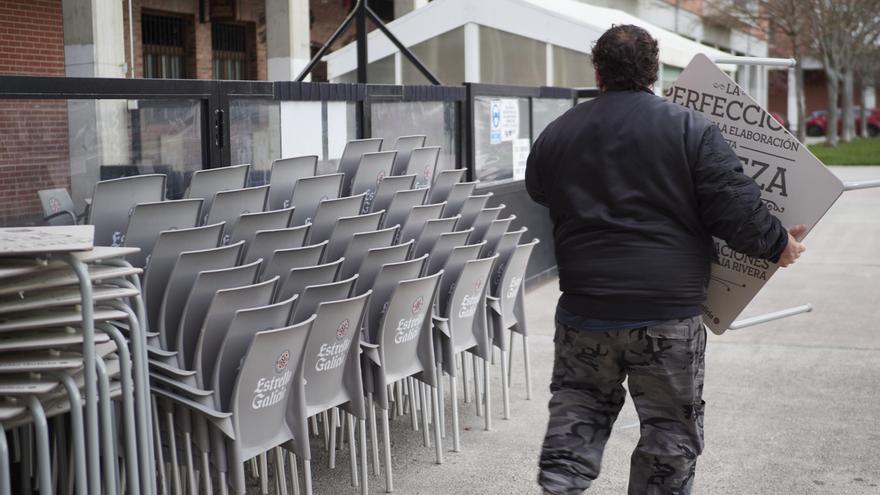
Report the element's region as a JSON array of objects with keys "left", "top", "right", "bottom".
[{"left": 324, "top": 0, "right": 737, "bottom": 80}]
